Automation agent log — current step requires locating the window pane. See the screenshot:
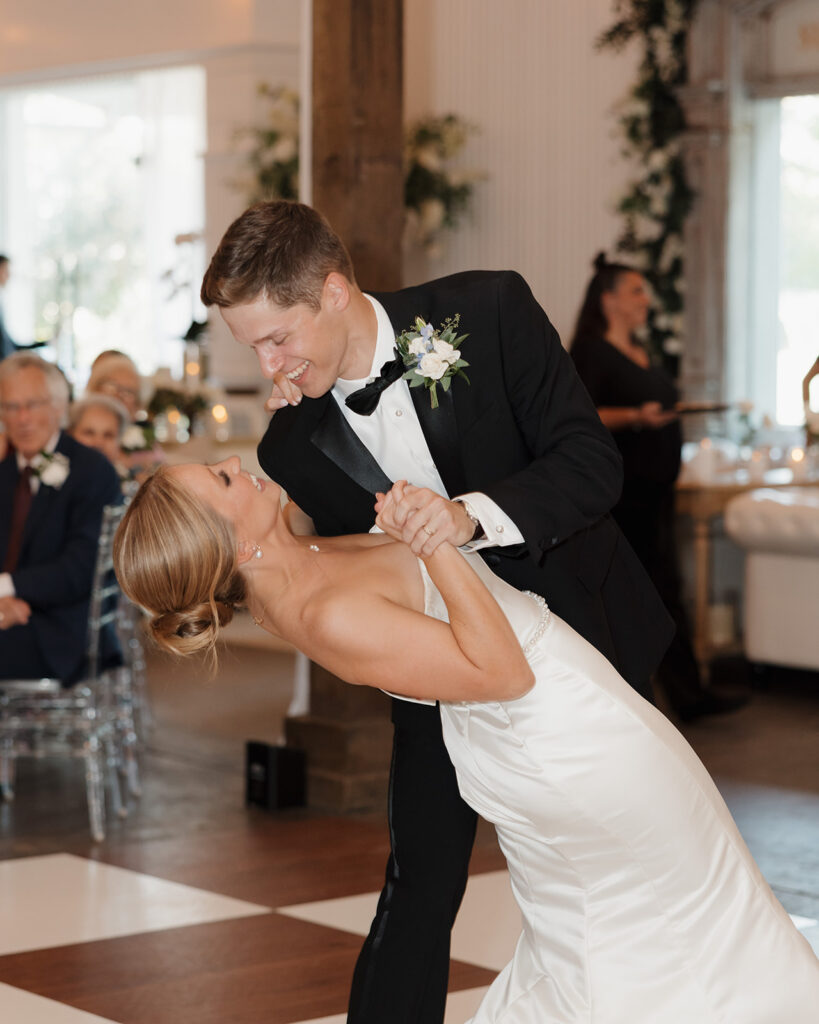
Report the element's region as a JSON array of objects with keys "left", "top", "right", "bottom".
[
  {"left": 0, "top": 66, "right": 205, "bottom": 386},
  {"left": 778, "top": 94, "right": 819, "bottom": 426}
]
